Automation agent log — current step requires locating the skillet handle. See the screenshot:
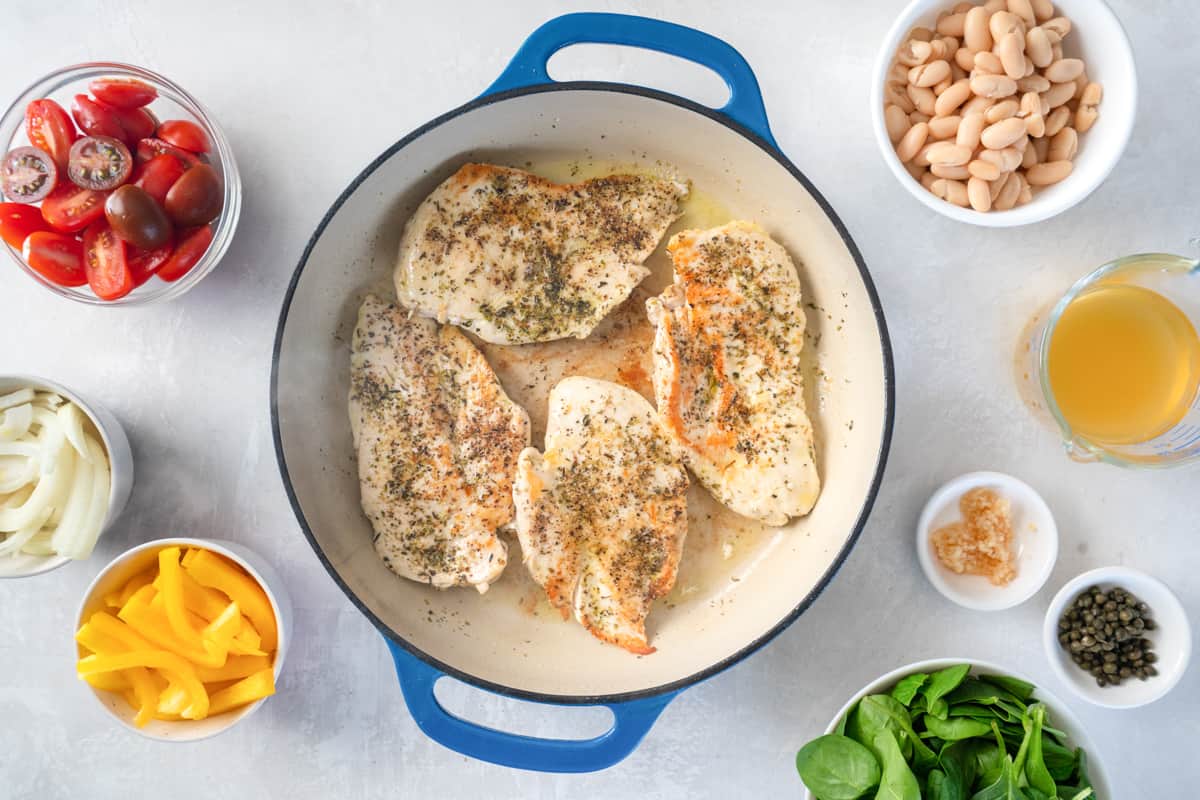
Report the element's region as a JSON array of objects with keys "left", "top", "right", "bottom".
[
  {"left": 483, "top": 12, "right": 777, "bottom": 147},
  {"left": 388, "top": 639, "right": 677, "bottom": 773}
]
